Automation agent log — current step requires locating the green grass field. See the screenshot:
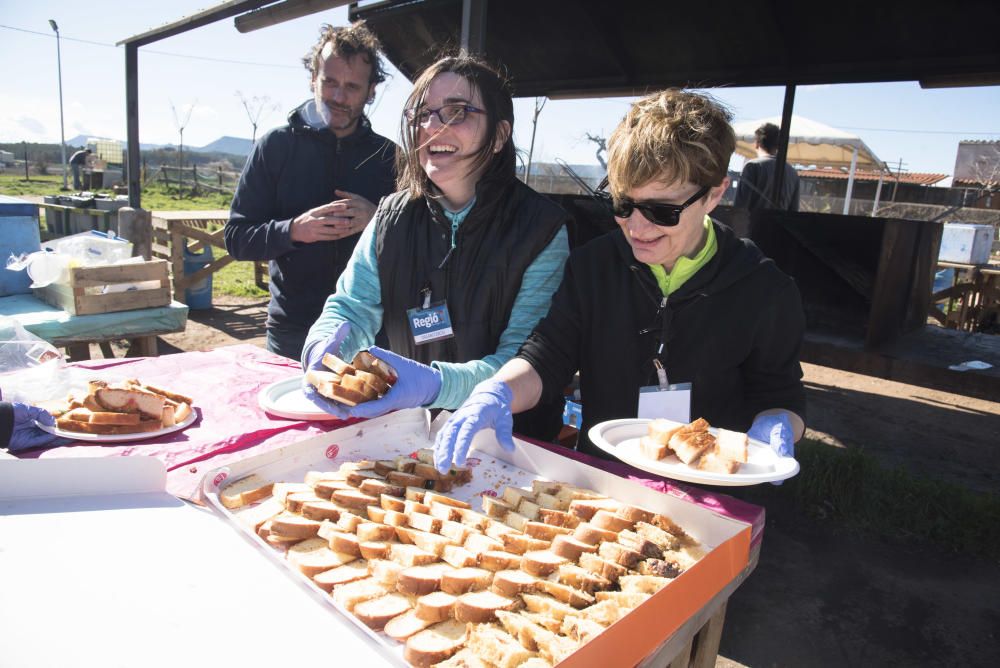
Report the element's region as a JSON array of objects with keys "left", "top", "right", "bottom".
[{"left": 0, "top": 173, "right": 266, "bottom": 298}]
